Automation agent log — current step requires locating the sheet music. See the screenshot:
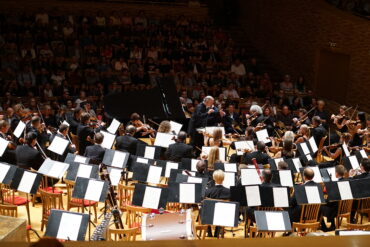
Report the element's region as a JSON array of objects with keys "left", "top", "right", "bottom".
[
  {"left": 85, "top": 180, "right": 104, "bottom": 202},
  {"left": 342, "top": 143, "right": 350, "bottom": 157},
  {"left": 76, "top": 164, "right": 92, "bottom": 178},
  {"left": 187, "top": 176, "right": 202, "bottom": 183},
  {"left": 241, "top": 169, "right": 262, "bottom": 185},
  {"left": 48, "top": 135, "right": 69, "bottom": 155},
  {"left": 301, "top": 143, "right": 310, "bottom": 155},
  {"left": 100, "top": 131, "right": 116, "bottom": 149},
  {"left": 18, "top": 171, "right": 37, "bottom": 193},
  {"left": 154, "top": 132, "right": 175, "bottom": 148},
  {"left": 338, "top": 181, "right": 353, "bottom": 200},
  {"left": 13, "top": 121, "right": 26, "bottom": 138},
  {"left": 266, "top": 212, "right": 285, "bottom": 231},
  {"left": 137, "top": 157, "right": 149, "bottom": 164},
  {"left": 191, "top": 159, "right": 199, "bottom": 171},
  {"left": 222, "top": 172, "right": 235, "bottom": 189},
  {"left": 308, "top": 137, "right": 318, "bottom": 153},
  {"left": 109, "top": 168, "right": 122, "bottom": 186},
  {"left": 47, "top": 161, "right": 69, "bottom": 179},
  {"left": 305, "top": 186, "right": 321, "bottom": 204},
  {"left": 56, "top": 213, "right": 82, "bottom": 241},
  {"left": 106, "top": 118, "right": 120, "bottom": 134},
  {"left": 146, "top": 166, "right": 162, "bottom": 184},
  {"left": 165, "top": 162, "right": 178, "bottom": 178},
  {"left": 311, "top": 166, "right": 323, "bottom": 183},
  {"left": 292, "top": 158, "right": 302, "bottom": 172},
  {"left": 179, "top": 183, "right": 195, "bottom": 203},
  {"left": 62, "top": 120, "right": 70, "bottom": 126},
  {"left": 273, "top": 187, "right": 289, "bottom": 207},
  {"left": 274, "top": 158, "right": 284, "bottom": 165},
  {"left": 169, "top": 121, "right": 182, "bottom": 135},
  {"left": 256, "top": 129, "right": 271, "bottom": 143},
  {"left": 142, "top": 186, "right": 161, "bottom": 209},
  {"left": 0, "top": 163, "right": 10, "bottom": 183},
  {"left": 326, "top": 167, "right": 338, "bottom": 181},
  {"left": 349, "top": 155, "right": 360, "bottom": 170},
  {"left": 279, "top": 170, "right": 293, "bottom": 187},
  {"left": 245, "top": 185, "right": 261, "bottom": 206},
  {"left": 306, "top": 154, "right": 313, "bottom": 161},
  {"left": 213, "top": 202, "right": 236, "bottom": 227},
  {"left": 74, "top": 155, "right": 87, "bottom": 163},
  {"left": 0, "top": 137, "right": 9, "bottom": 157},
  {"left": 201, "top": 146, "right": 226, "bottom": 160},
  {"left": 224, "top": 163, "right": 237, "bottom": 173},
  {"left": 111, "top": 151, "right": 127, "bottom": 168},
  {"left": 144, "top": 146, "right": 155, "bottom": 159},
  {"left": 235, "top": 141, "right": 255, "bottom": 155},
  {"left": 360, "top": 150, "right": 368, "bottom": 159}
]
